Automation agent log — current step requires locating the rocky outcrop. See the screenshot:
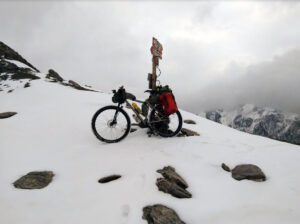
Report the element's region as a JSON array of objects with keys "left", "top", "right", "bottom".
[
  {"left": 156, "top": 166, "right": 192, "bottom": 199},
  {"left": 0, "top": 112, "right": 17, "bottom": 119},
  {"left": 0, "top": 41, "right": 39, "bottom": 72},
  {"left": 202, "top": 104, "right": 300, "bottom": 145},
  {"left": 0, "top": 60, "right": 40, "bottom": 80},
  {"left": 222, "top": 163, "right": 266, "bottom": 182},
  {"left": 98, "top": 175, "right": 121, "bottom": 183},
  {"left": 63, "top": 80, "right": 96, "bottom": 92},
  {"left": 13, "top": 171, "right": 54, "bottom": 189},
  {"left": 46, "top": 69, "right": 64, "bottom": 82},
  {"left": 142, "top": 204, "right": 186, "bottom": 224}
]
